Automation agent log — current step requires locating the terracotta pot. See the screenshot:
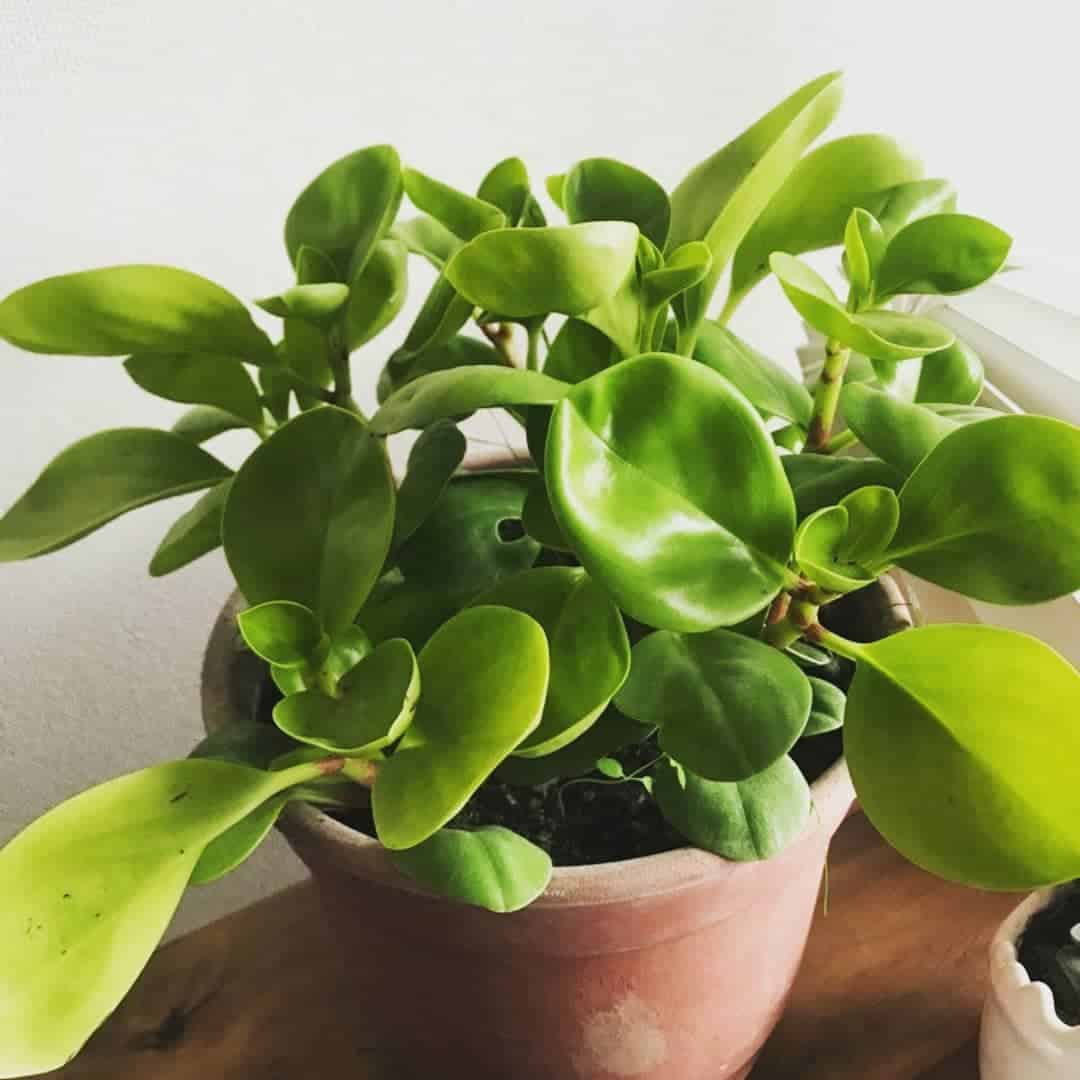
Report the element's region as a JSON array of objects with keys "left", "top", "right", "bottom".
[
  {"left": 980, "top": 888, "right": 1080, "bottom": 1079},
  {"left": 202, "top": 577, "right": 916, "bottom": 1080}
]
